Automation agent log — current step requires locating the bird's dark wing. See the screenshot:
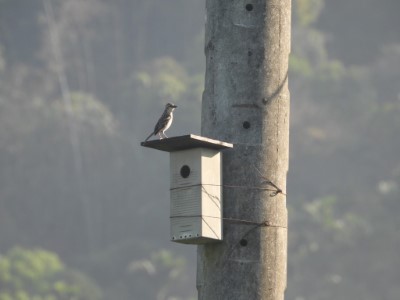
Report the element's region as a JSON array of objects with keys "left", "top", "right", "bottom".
[{"left": 154, "top": 113, "right": 171, "bottom": 134}]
